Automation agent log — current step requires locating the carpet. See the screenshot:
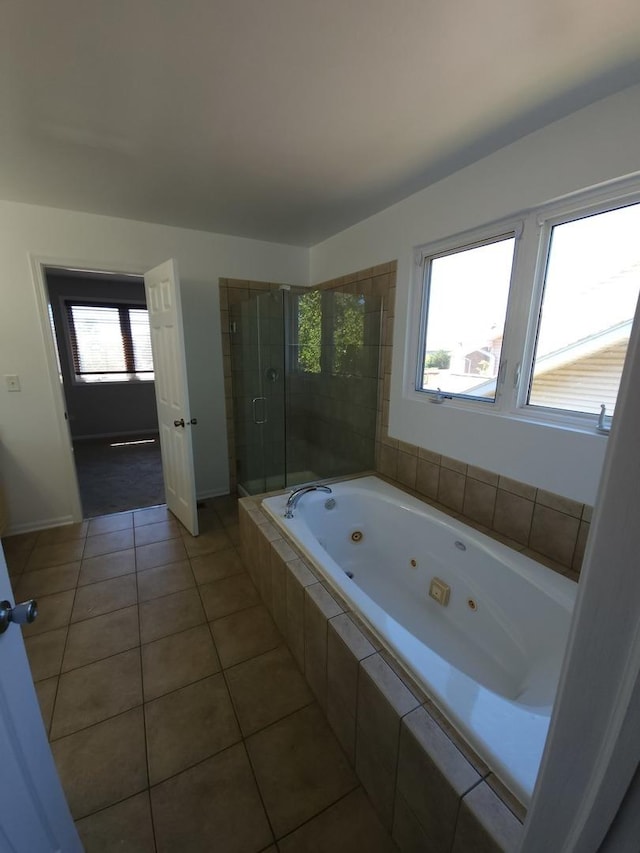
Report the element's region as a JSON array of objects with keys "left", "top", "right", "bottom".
[{"left": 73, "top": 435, "right": 165, "bottom": 518}]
